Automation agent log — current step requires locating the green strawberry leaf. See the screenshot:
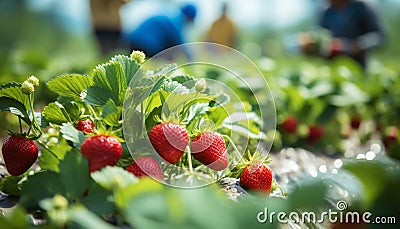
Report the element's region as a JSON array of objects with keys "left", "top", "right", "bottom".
[
  {"left": 39, "top": 139, "right": 71, "bottom": 172},
  {"left": 20, "top": 171, "right": 64, "bottom": 209},
  {"left": 47, "top": 74, "right": 94, "bottom": 100},
  {"left": 35, "top": 112, "right": 48, "bottom": 128},
  {"left": 0, "top": 82, "right": 29, "bottom": 107},
  {"left": 110, "top": 54, "right": 140, "bottom": 86},
  {"left": 182, "top": 102, "right": 209, "bottom": 124},
  {"left": 0, "top": 175, "right": 23, "bottom": 196},
  {"left": 92, "top": 61, "right": 126, "bottom": 105},
  {"left": 82, "top": 179, "right": 115, "bottom": 216},
  {"left": 102, "top": 99, "right": 122, "bottom": 127},
  {"left": 162, "top": 92, "right": 215, "bottom": 117},
  {"left": 42, "top": 102, "right": 71, "bottom": 125},
  {"left": 0, "top": 207, "right": 30, "bottom": 228},
  {"left": 160, "top": 79, "right": 189, "bottom": 94},
  {"left": 91, "top": 166, "right": 139, "bottom": 191},
  {"left": 171, "top": 74, "right": 195, "bottom": 84},
  {"left": 222, "top": 112, "right": 266, "bottom": 139},
  {"left": 0, "top": 97, "right": 31, "bottom": 125},
  {"left": 145, "top": 106, "right": 162, "bottom": 131},
  {"left": 60, "top": 123, "right": 85, "bottom": 148},
  {"left": 85, "top": 86, "right": 115, "bottom": 106},
  {"left": 68, "top": 205, "right": 117, "bottom": 229},
  {"left": 205, "top": 104, "right": 234, "bottom": 129},
  {"left": 58, "top": 149, "right": 89, "bottom": 200},
  {"left": 209, "top": 93, "right": 231, "bottom": 107}
]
